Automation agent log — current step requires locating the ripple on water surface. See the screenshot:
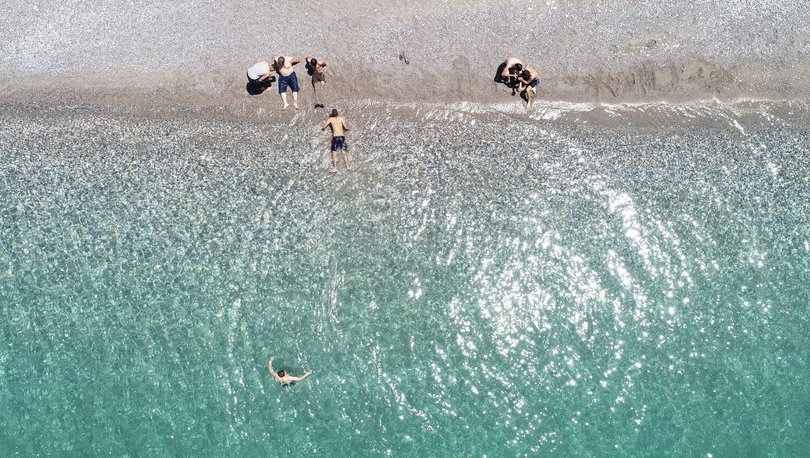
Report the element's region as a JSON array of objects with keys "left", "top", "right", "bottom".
[{"left": 0, "top": 105, "right": 808, "bottom": 455}]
